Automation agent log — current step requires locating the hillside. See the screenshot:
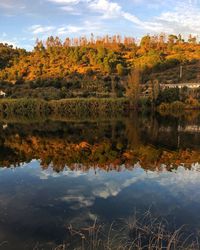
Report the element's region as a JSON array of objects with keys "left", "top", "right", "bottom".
[
  {"left": 151, "top": 61, "right": 200, "bottom": 84},
  {"left": 0, "top": 34, "right": 200, "bottom": 100}
]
